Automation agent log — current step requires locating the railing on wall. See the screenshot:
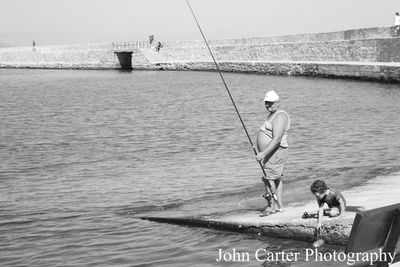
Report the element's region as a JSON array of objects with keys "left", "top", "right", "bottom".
[{"left": 112, "top": 41, "right": 151, "bottom": 51}]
